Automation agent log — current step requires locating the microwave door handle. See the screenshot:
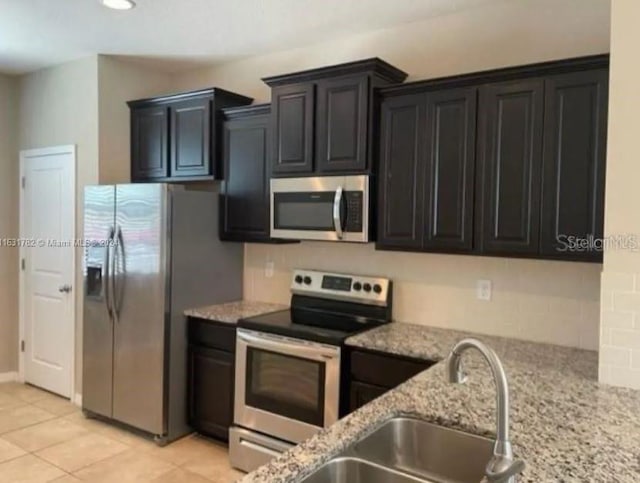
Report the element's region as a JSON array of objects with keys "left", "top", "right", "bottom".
[{"left": 333, "top": 186, "right": 344, "bottom": 240}]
